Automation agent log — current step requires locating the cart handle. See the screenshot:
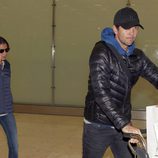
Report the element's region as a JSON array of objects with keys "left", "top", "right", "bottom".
[{"left": 123, "top": 129, "right": 147, "bottom": 150}]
